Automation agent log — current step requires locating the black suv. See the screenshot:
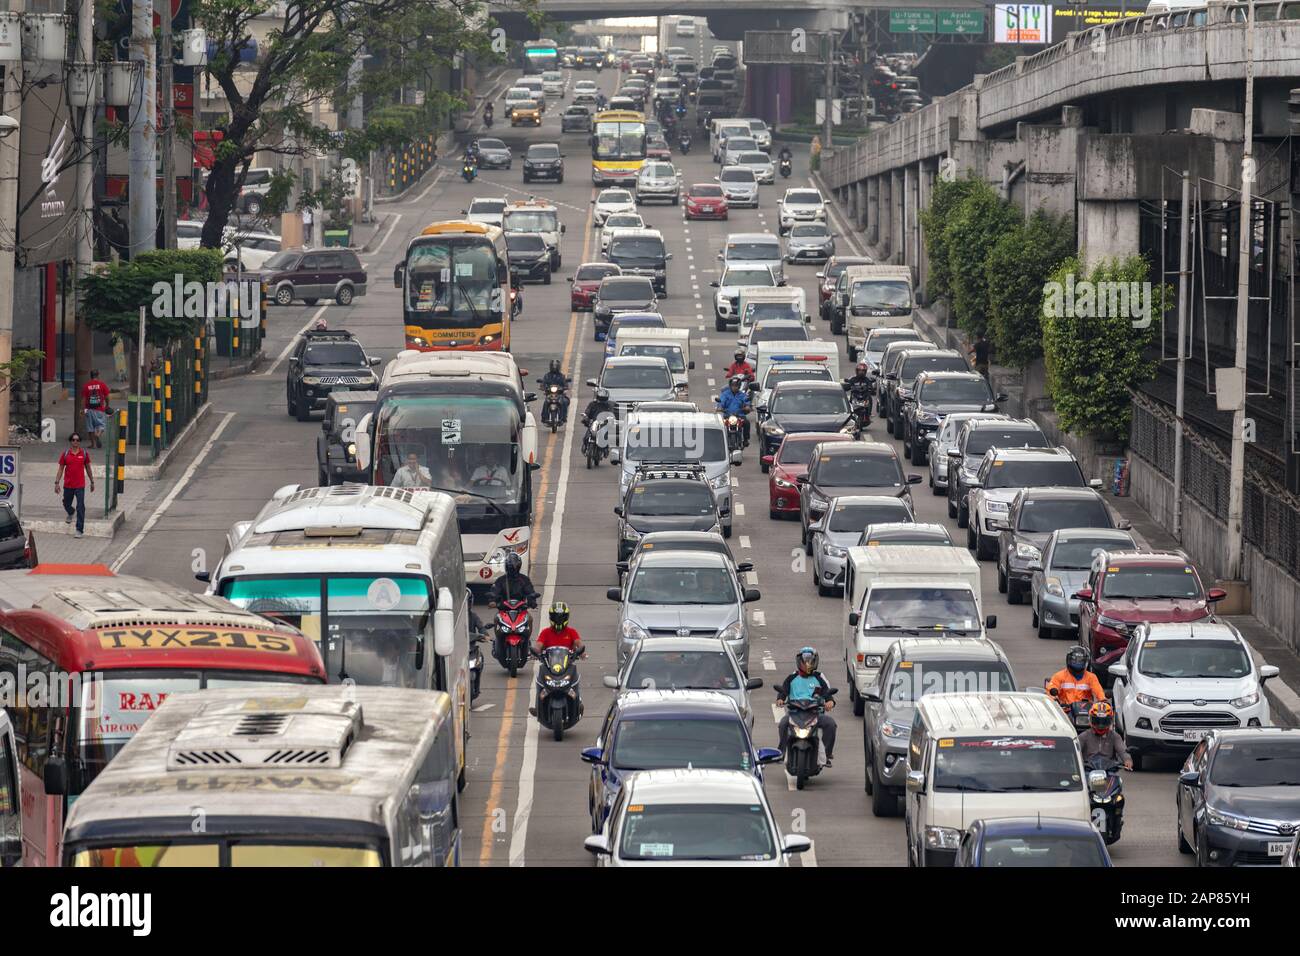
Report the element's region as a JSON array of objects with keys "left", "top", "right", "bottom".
[
  {"left": 797, "top": 441, "right": 922, "bottom": 552},
  {"left": 605, "top": 228, "right": 670, "bottom": 296},
  {"left": 900, "top": 370, "right": 1004, "bottom": 466},
  {"left": 997, "top": 487, "right": 1127, "bottom": 604},
  {"left": 593, "top": 275, "right": 658, "bottom": 340},
  {"left": 946, "top": 418, "right": 1049, "bottom": 526},
  {"left": 614, "top": 464, "right": 725, "bottom": 562},
  {"left": 505, "top": 233, "right": 553, "bottom": 284},
  {"left": 261, "top": 248, "right": 368, "bottom": 307},
  {"left": 882, "top": 349, "right": 967, "bottom": 436},
  {"left": 523, "top": 143, "right": 565, "bottom": 184},
  {"left": 286, "top": 329, "right": 379, "bottom": 421},
  {"left": 317, "top": 391, "right": 378, "bottom": 485}
]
